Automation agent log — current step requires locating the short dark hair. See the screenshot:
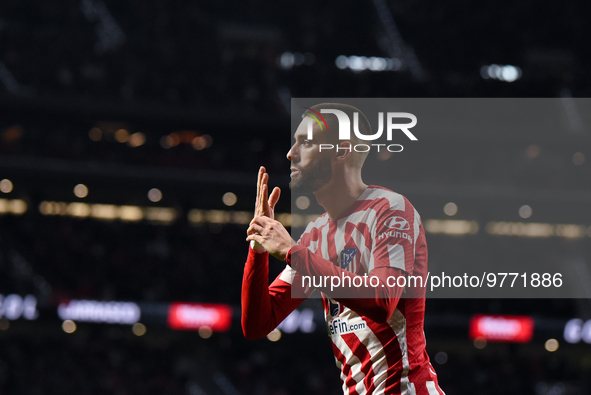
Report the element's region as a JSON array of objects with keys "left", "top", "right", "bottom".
[{"left": 302, "top": 103, "right": 371, "bottom": 169}]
